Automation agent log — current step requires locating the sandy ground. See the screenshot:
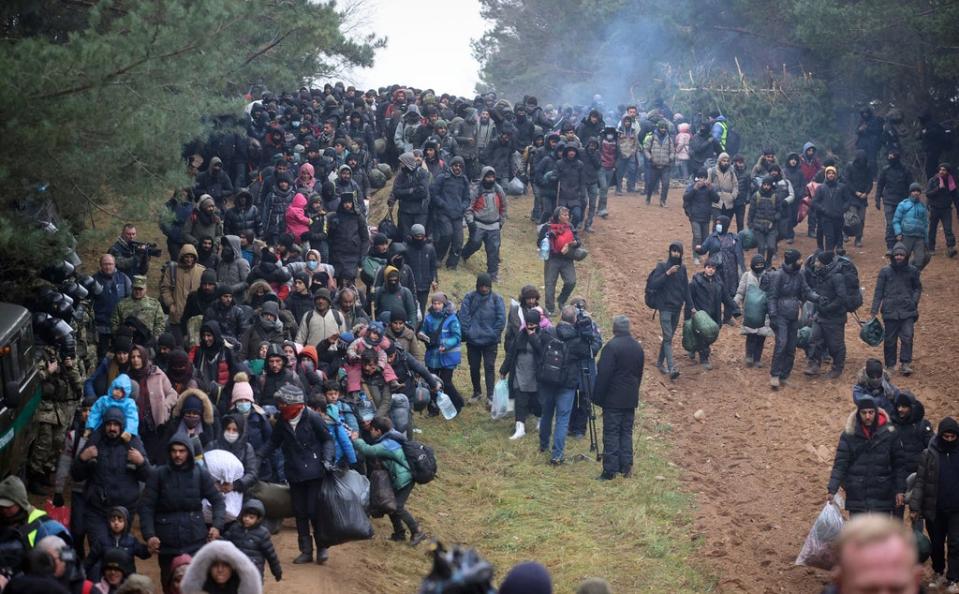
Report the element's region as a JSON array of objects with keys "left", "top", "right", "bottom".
[{"left": 585, "top": 187, "right": 959, "bottom": 593}]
